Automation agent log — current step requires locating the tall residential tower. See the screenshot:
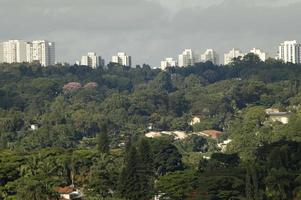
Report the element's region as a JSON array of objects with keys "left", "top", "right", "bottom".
[
  {"left": 80, "top": 52, "right": 105, "bottom": 69},
  {"left": 224, "top": 48, "right": 244, "bottom": 65},
  {"left": 200, "top": 49, "right": 219, "bottom": 65},
  {"left": 160, "top": 57, "right": 177, "bottom": 70},
  {"left": 250, "top": 48, "right": 268, "bottom": 61},
  {"left": 1, "top": 40, "right": 27, "bottom": 63},
  {"left": 178, "top": 49, "right": 194, "bottom": 67},
  {"left": 112, "top": 52, "right": 132, "bottom": 67},
  {"left": 26, "top": 40, "right": 56, "bottom": 66},
  {"left": 278, "top": 40, "right": 301, "bottom": 64}
]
